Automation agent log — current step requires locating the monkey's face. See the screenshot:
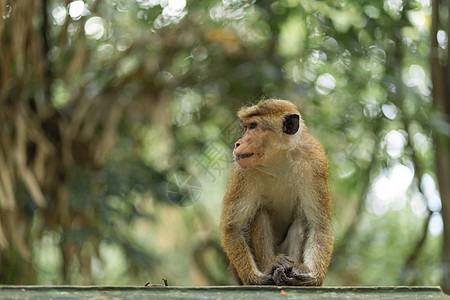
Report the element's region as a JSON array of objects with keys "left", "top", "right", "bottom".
[
  {"left": 233, "top": 118, "right": 263, "bottom": 167},
  {"left": 233, "top": 113, "right": 300, "bottom": 168}
]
